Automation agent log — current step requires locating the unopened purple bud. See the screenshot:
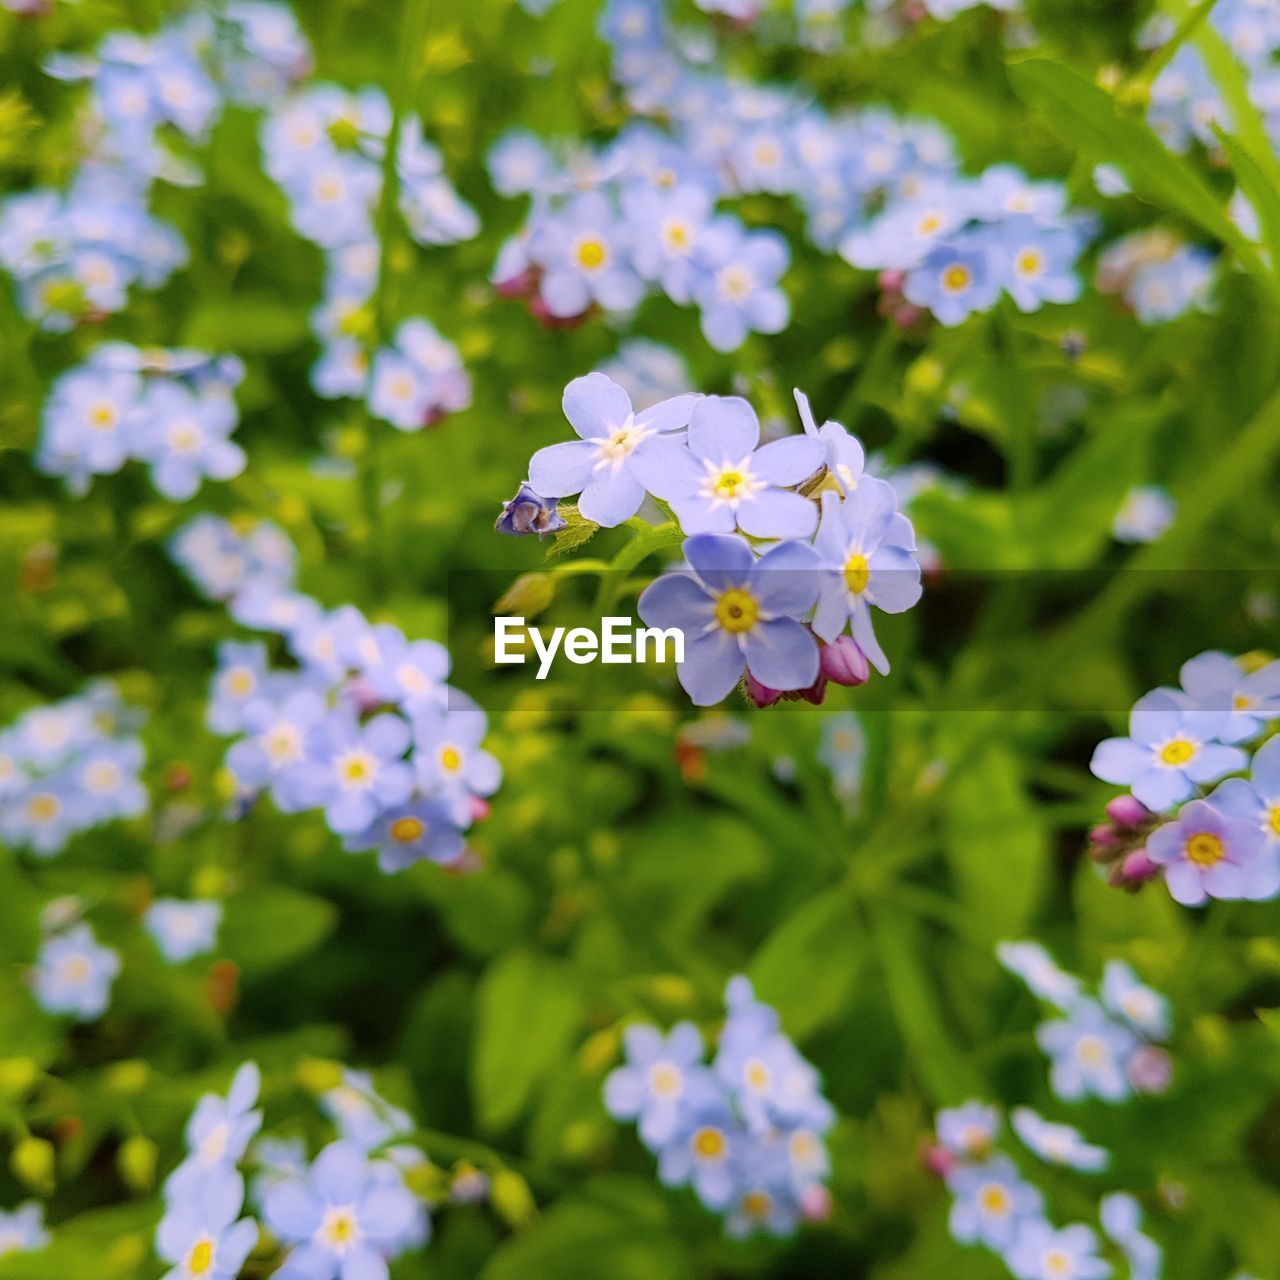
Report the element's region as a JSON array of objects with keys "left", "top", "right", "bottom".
[
  {"left": 343, "top": 675, "right": 383, "bottom": 714},
  {"left": 495, "top": 483, "right": 567, "bottom": 540},
  {"left": 1111, "top": 847, "right": 1162, "bottom": 891},
  {"left": 921, "top": 1143, "right": 957, "bottom": 1182},
  {"left": 744, "top": 671, "right": 783, "bottom": 708},
  {"left": 1105, "top": 795, "right": 1151, "bottom": 829},
  {"left": 799, "top": 1183, "right": 833, "bottom": 1222},
  {"left": 1128, "top": 1045, "right": 1173, "bottom": 1095},
  {"left": 820, "top": 635, "right": 870, "bottom": 687},
  {"left": 1090, "top": 823, "right": 1123, "bottom": 848}
]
